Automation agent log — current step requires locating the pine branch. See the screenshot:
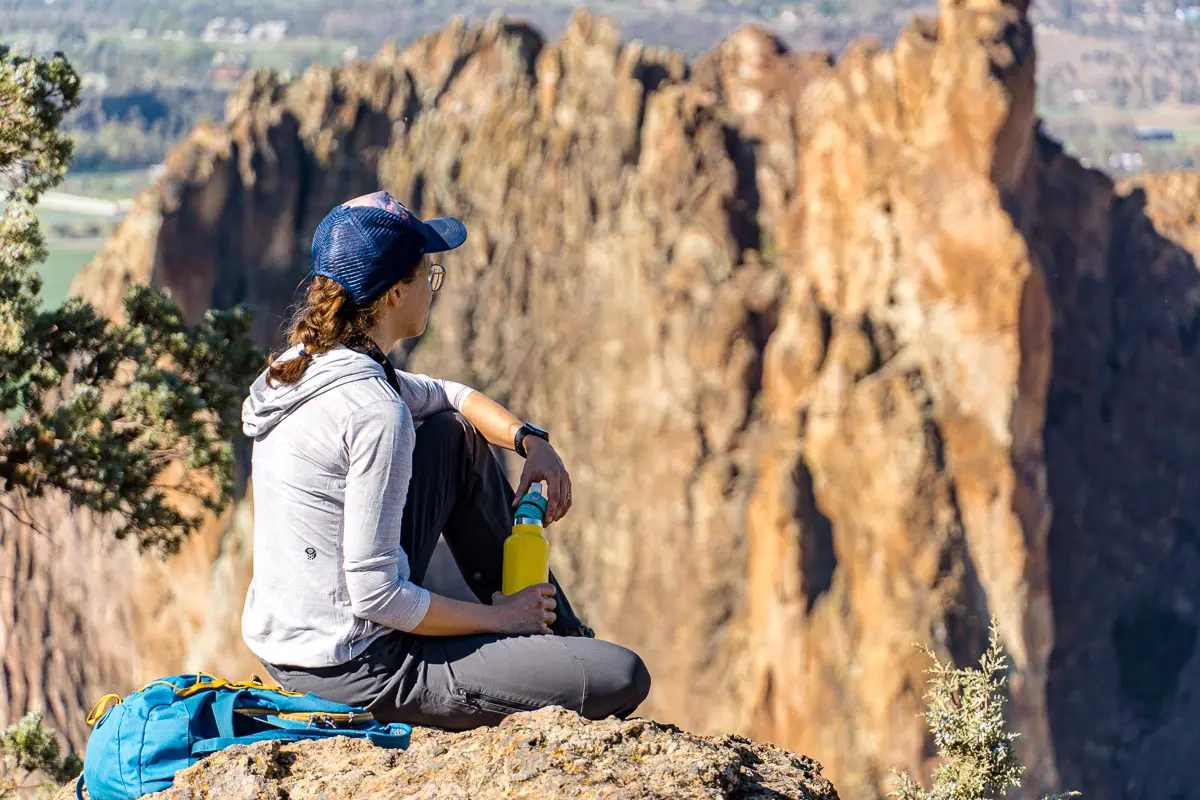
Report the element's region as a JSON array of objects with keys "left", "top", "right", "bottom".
[{"left": 1, "top": 47, "right": 265, "bottom": 555}]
